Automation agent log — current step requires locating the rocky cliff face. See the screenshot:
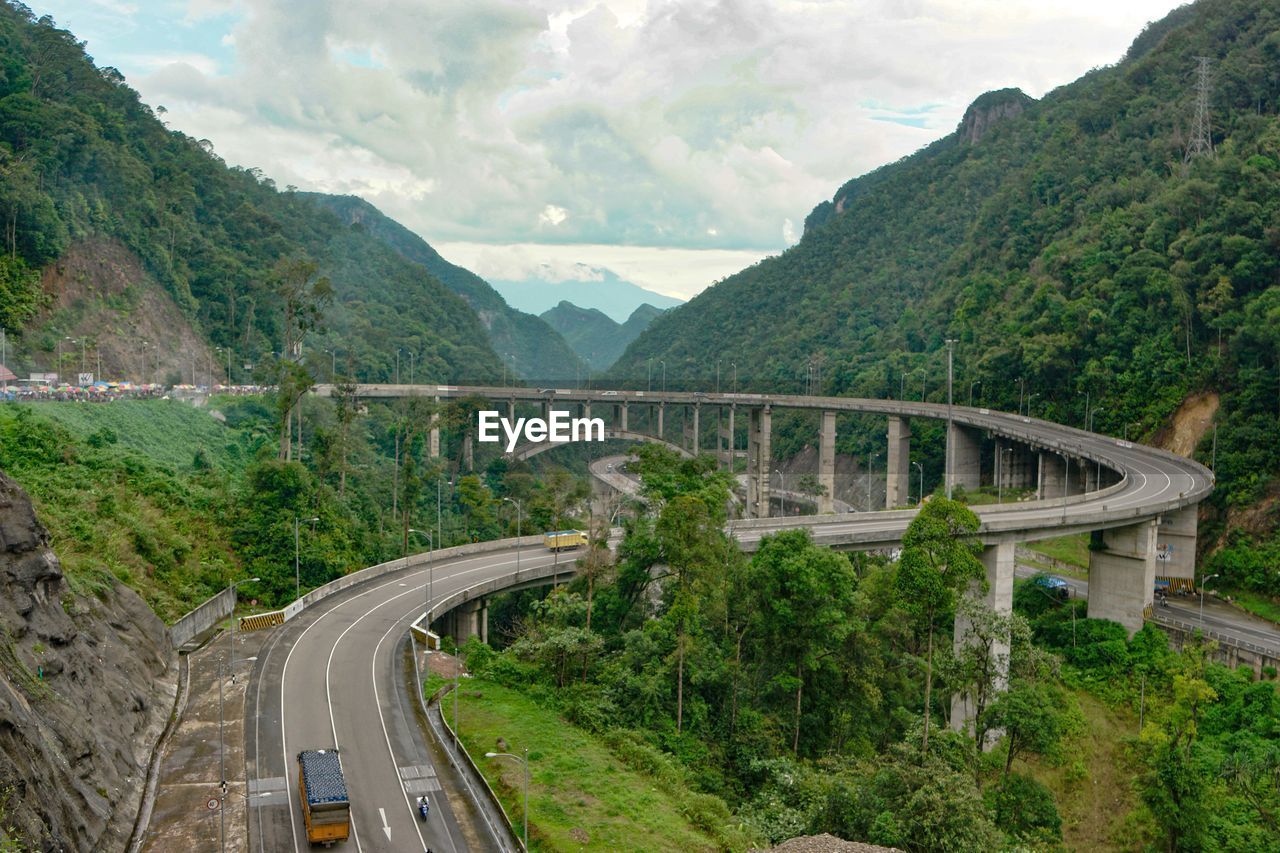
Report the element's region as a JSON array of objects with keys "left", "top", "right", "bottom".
[
  {"left": 957, "top": 88, "right": 1035, "bottom": 144},
  {"left": 0, "top": 470, "right": 175, "bottom": 851}
]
